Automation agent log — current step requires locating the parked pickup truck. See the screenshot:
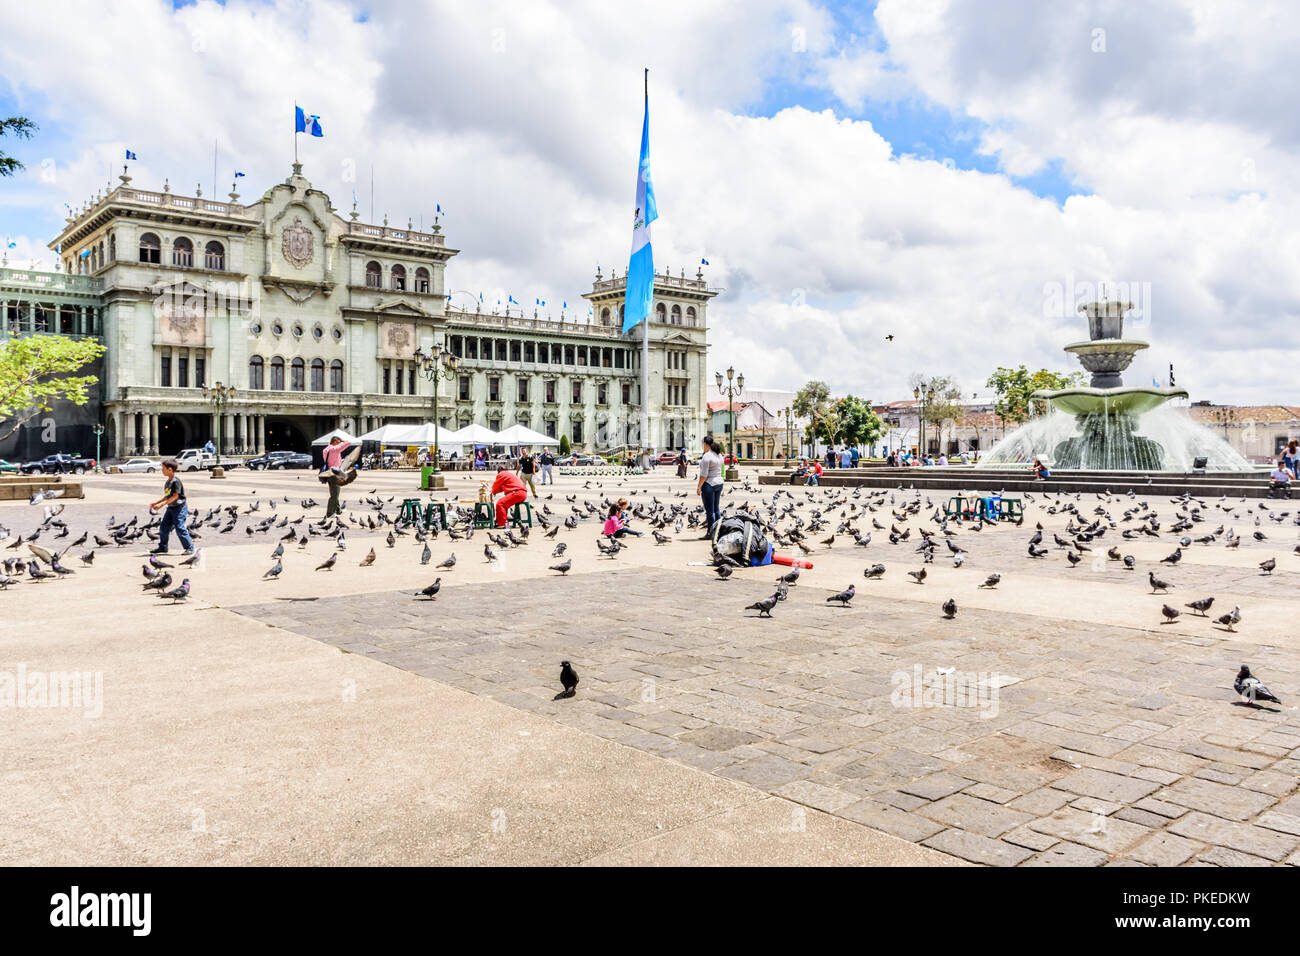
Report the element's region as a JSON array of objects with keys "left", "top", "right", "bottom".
[
  {"left": 175, "top": 448, "right": 239, "bottom": 472},
  {"left": 21, "top": 453, "right": 97, "bottom": 475}
]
